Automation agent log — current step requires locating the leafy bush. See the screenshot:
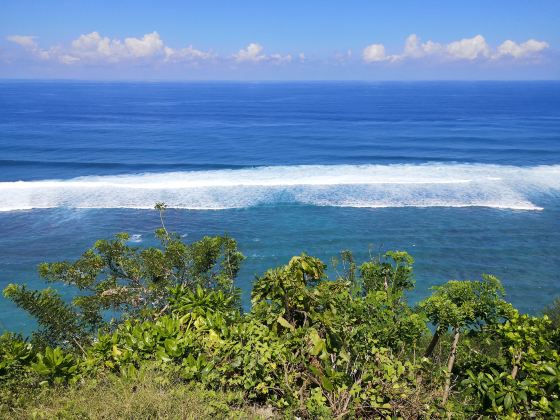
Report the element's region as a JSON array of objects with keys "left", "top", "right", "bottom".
[
  {"left": 31, "top": 347, "right": 79, "bottom": 385},
  {"left": 0, "top": 332, "right": 34, "bottom": 380},
  {"left": 1, "top": 205, "right": 558, "bottom": 418}
]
